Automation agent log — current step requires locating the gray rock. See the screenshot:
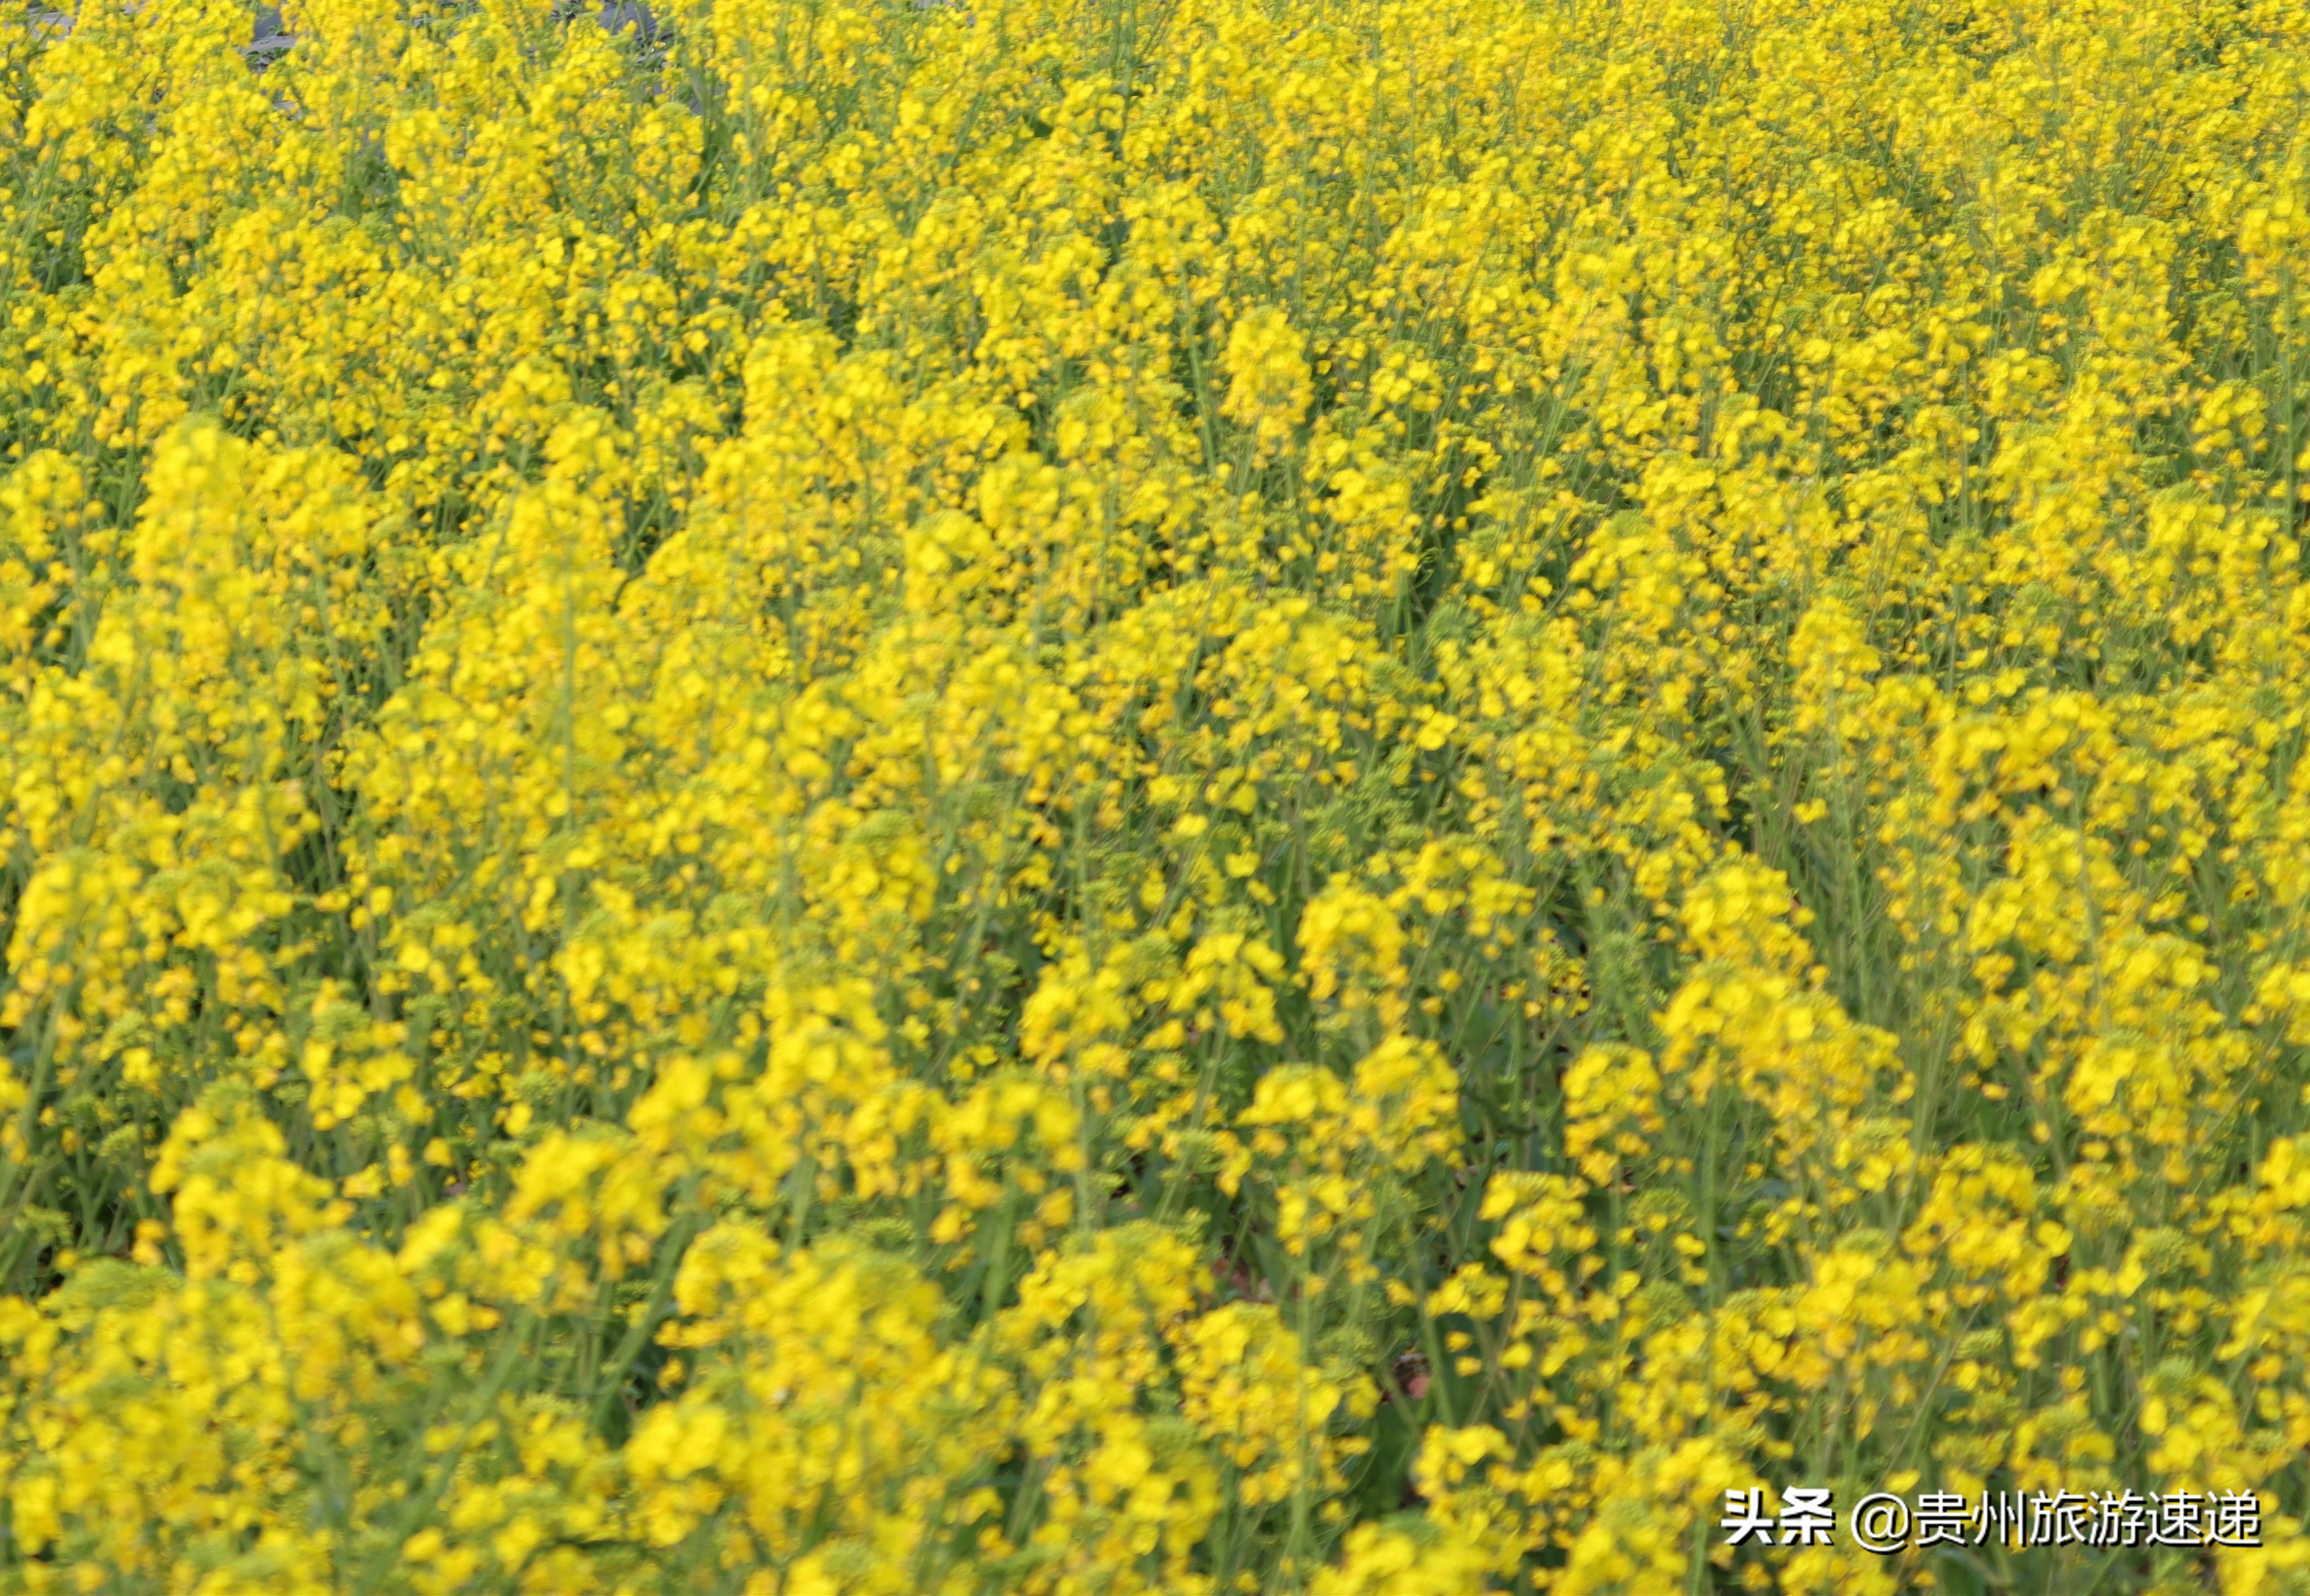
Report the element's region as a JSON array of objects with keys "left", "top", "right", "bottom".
[
  {"left": 596, "top": 0, "right": 654, "bottom": 40},
  {"left": 242, "top": 3, "right": 292, "bottom": 60}
]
